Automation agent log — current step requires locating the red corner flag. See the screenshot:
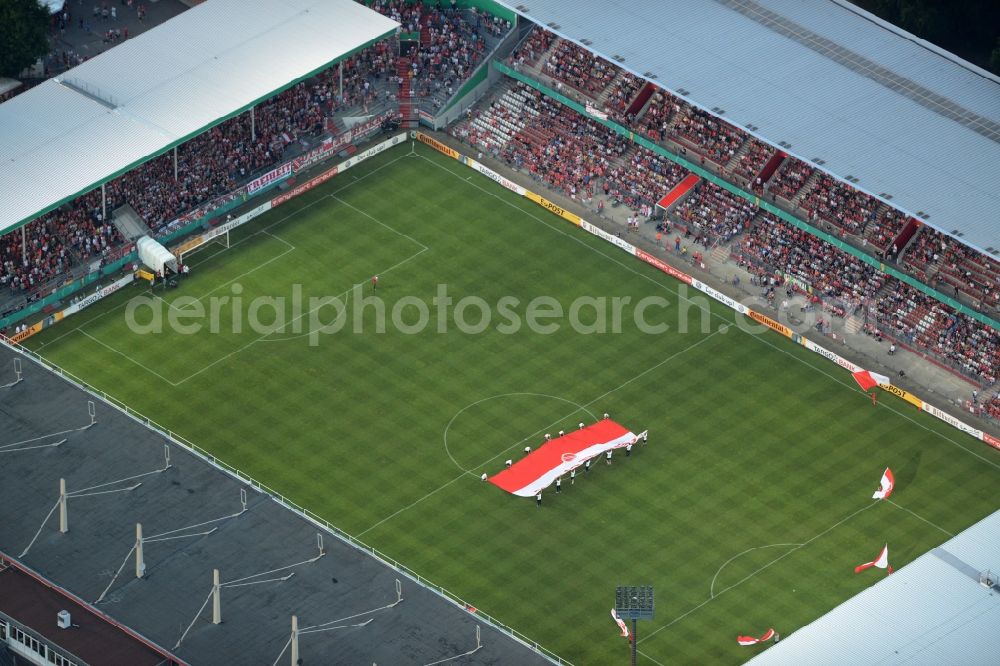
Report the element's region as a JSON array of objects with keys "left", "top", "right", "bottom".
[{"left": 855, "top": 544, "right": 893, "bottom": 574}]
